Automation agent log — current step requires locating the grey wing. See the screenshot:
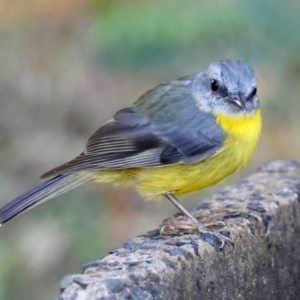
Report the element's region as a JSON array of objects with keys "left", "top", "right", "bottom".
[
  {"left": 41, "top": 108, "right": 164, "bottom": 178},
  {"left": 41, "top": 106, "right": 223, "bottom": 178}
]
